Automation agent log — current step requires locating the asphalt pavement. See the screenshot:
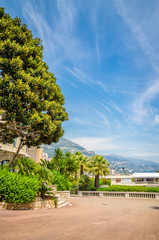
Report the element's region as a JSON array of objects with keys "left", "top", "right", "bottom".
[{"left": 0, "top": 197, "right": 159, "bottom": 240}]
